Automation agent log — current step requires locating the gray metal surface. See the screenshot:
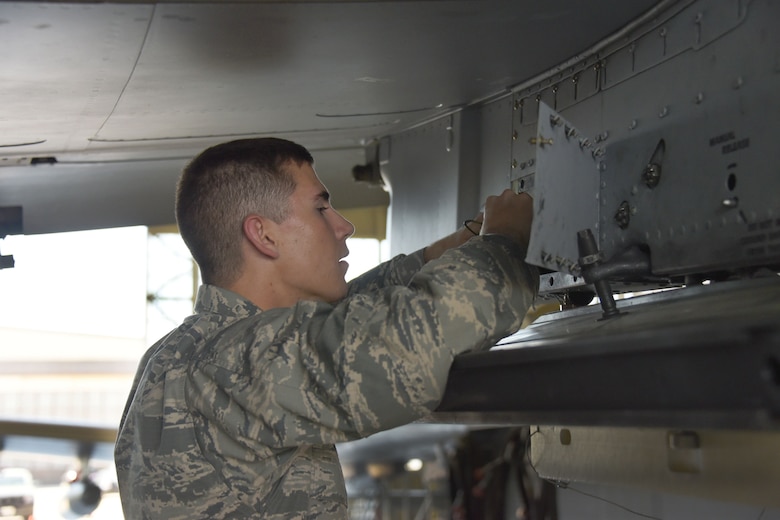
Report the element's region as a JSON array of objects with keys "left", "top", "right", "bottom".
[
  {"left": 0, "top": 0, "right": 658, "bottom": 234},
  {"left": 502, "top": 0, "right": 780, "bottom": 289},
  {"left": 380, "top": 115, "right": 466, "bottom": 256},
  {"left": 531, "top": 427, "right": 780, "bottom": 509},
  {"left": 526, "top": 103, "right": 601, "bottom": 275},
  {"left": 600, "top": 85, "right": 780, "bottom": 276},
  {"left": 436, "top": 276, "right": 780, "bottom": 429}
]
